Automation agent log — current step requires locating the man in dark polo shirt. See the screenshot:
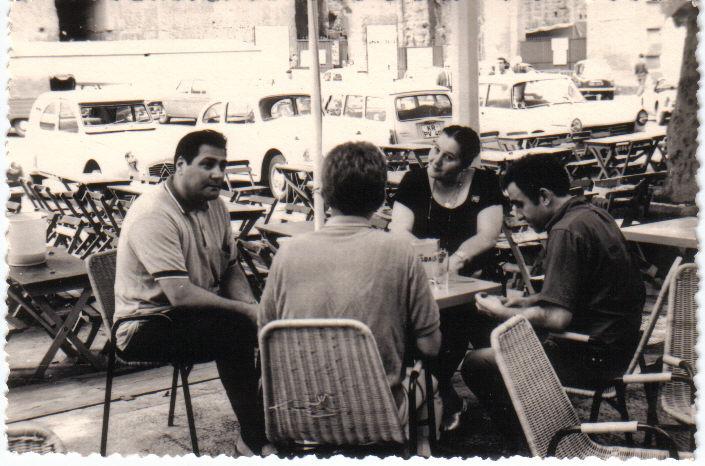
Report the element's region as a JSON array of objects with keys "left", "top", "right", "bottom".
[
  {"left": 114, "top": 130, "right": 267, "bottom": 455},
  {"left": 461, "top": 155, "right": 644, "bottom": 445}
]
